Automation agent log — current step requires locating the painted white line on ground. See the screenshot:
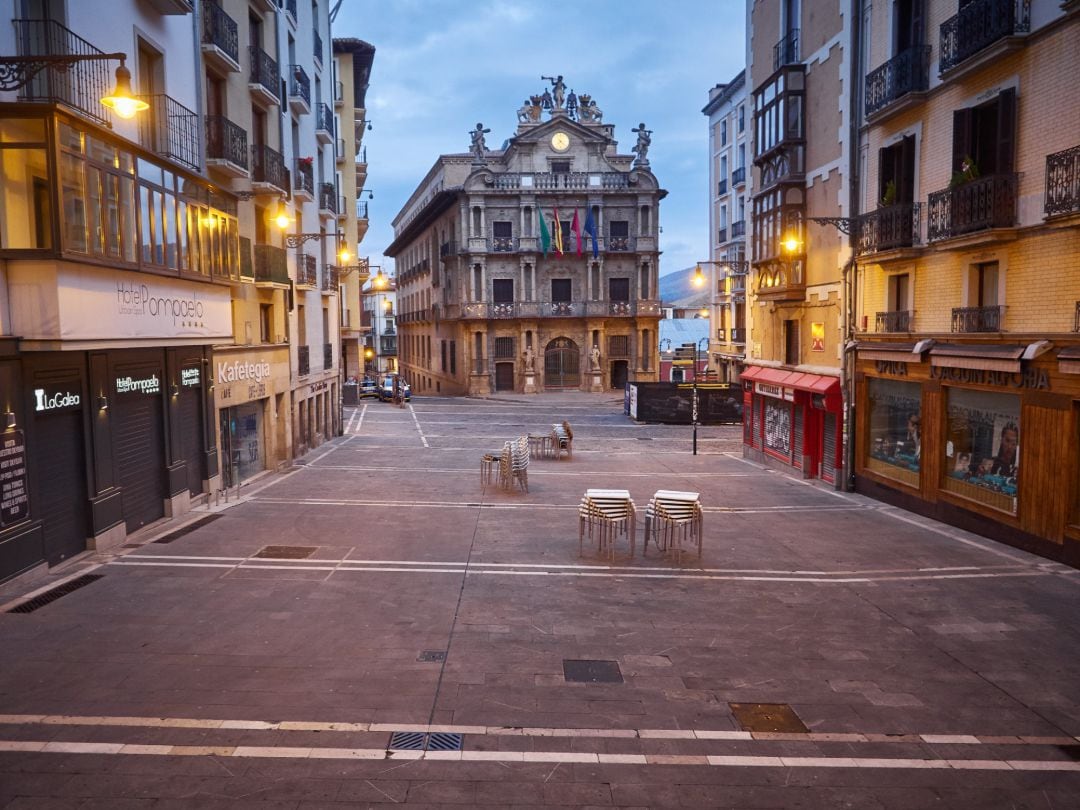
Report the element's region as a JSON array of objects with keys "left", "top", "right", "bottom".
[
  {"left": 2, "top": 714, "right": 1077, "bottom": 749},
  {"left": 407, "top": 403, "right": 430, "bottom": 447},
  {"left": 0, "top": 737, "right": 1077, "bottom": 771},
  {"left": 308, "top": 465, "right": 755, "bottom": 478}
]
